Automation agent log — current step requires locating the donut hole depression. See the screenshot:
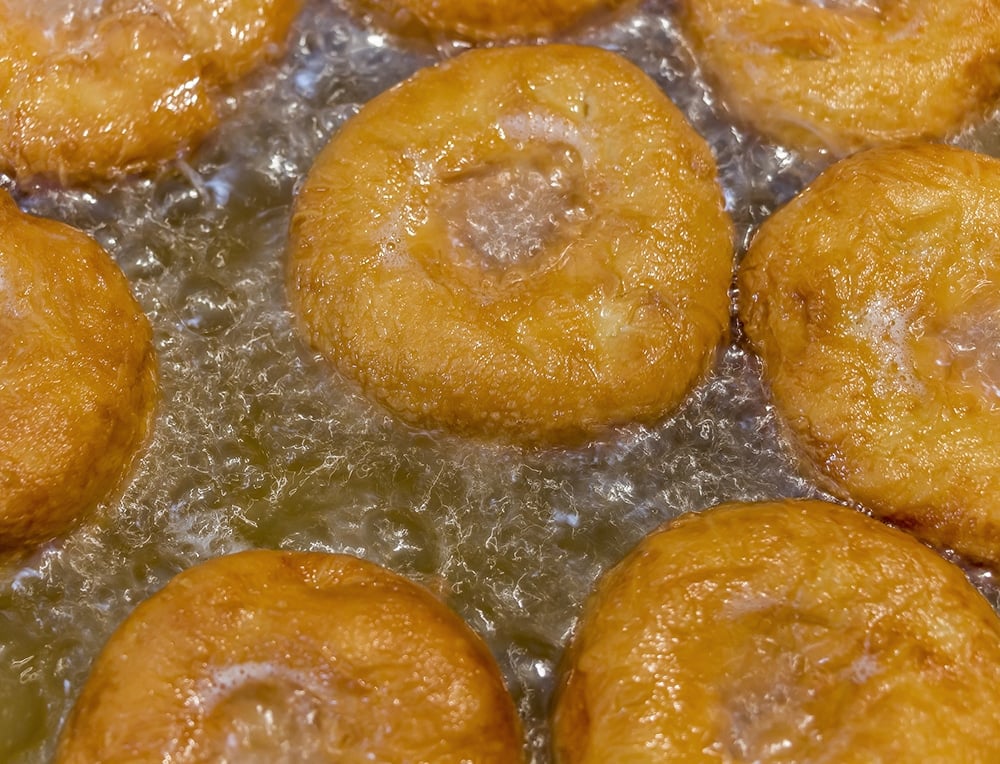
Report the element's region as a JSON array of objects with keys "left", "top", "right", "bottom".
[
  {"left": 194, "top": 669, "right": 332, "bottom": 762},
  {"left": 434, "top": 141, "right": 589, "bottom": 270},
  {"left": 2, "top": 0, "right": 1000, "bottom": 761}
]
